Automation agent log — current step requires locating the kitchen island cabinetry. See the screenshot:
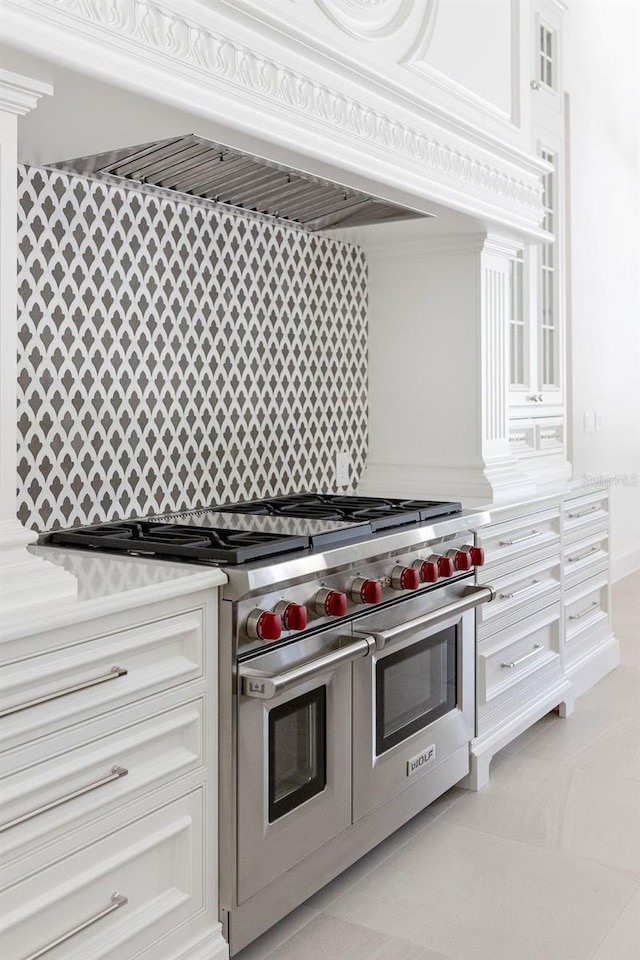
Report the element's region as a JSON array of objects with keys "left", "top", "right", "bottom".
[
  {"left": 0, "top": 552, "right": 228, "bottom": 960},
  {"left": 469, "top": 484, "right": 619, "bottom": 789}
]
